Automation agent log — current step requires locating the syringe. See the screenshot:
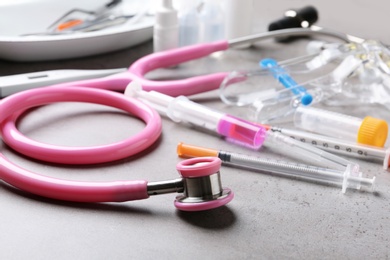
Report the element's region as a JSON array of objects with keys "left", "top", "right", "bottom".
[
  {"left": 263, "top": 130, "right": 357, "bottom": 171},
  {"left": 270, "top": 126, "right": 390, "bottom": 170},
  {"left": 126, "top": 81, "right": 359, "bottom": 171},
  {"left": 177, "top": 143, "right": 375, "bottom": 193},
  {"left": 126, "top": 82, "right": 267, "bottom": 149}
]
